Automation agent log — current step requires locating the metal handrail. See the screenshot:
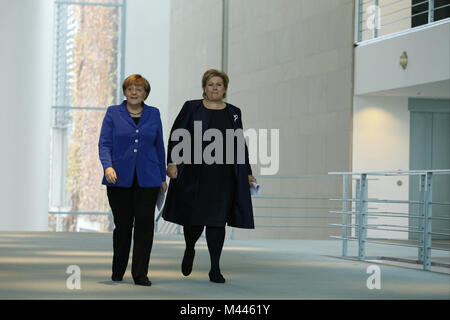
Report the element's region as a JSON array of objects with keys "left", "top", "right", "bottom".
[
  {"left": 329, "top": 169, "right": 450, "bottom": 271},
  {"left": 330, "top": 198, "right": 424, "bottom": 204},
  {"left": 329, "top": 169, "right": 450, "bottom": 176},
  {"left": 155, "top": 175, "right": 345, "bottom": 238},
  {"left": 355, "top": 0, "right": 449, "bottom": 43}
]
